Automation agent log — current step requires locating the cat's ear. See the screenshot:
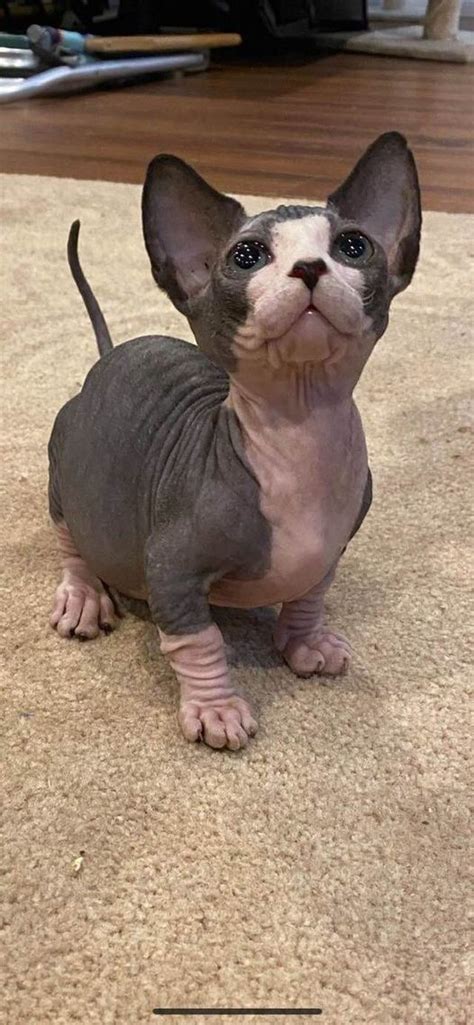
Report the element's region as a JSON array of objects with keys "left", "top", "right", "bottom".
[
  {"left": 142, "top": 155, "right": 245, "bottom": 311},
  {"left": 327, "top": 132, "right": 421, "bottom": 296}
]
